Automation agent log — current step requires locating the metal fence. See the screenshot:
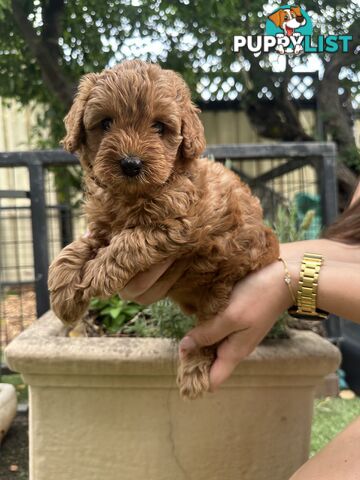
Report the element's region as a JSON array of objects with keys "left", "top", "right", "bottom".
[{"left": 0, "top": 143, "right": 338, "bottom": 359}]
